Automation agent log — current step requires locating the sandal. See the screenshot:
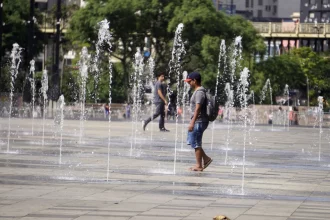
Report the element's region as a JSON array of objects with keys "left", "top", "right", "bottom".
[{"left": 203, "top": 158, "right": 213, "bottom": 170}]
